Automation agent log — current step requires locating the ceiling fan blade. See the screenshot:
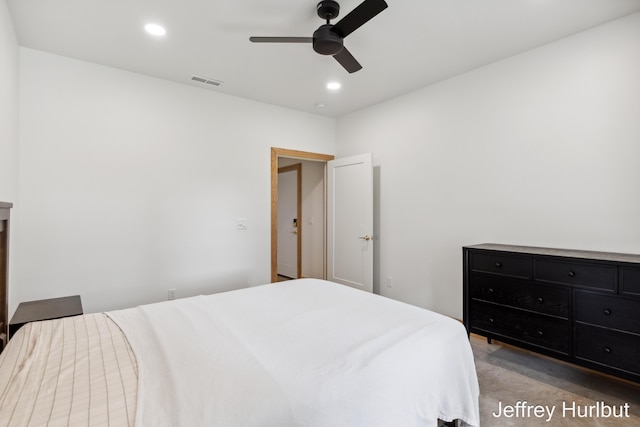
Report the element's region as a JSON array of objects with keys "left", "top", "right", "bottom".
[
  {"left": 333, "top": 47, "right": 362, "bottom": 73},
  {"left": 249, "top": 37, "right": 313, "bottom": 43},
  {"left": 331, "top": 0, "right": 388, "bottom": 38}
]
